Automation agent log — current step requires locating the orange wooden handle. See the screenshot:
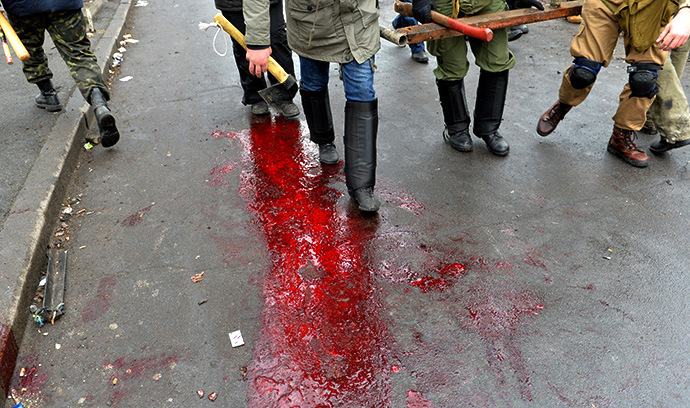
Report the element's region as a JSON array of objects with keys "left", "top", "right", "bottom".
[{"left": 0, "top": 12, "right": 30, "bottom": 61}]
